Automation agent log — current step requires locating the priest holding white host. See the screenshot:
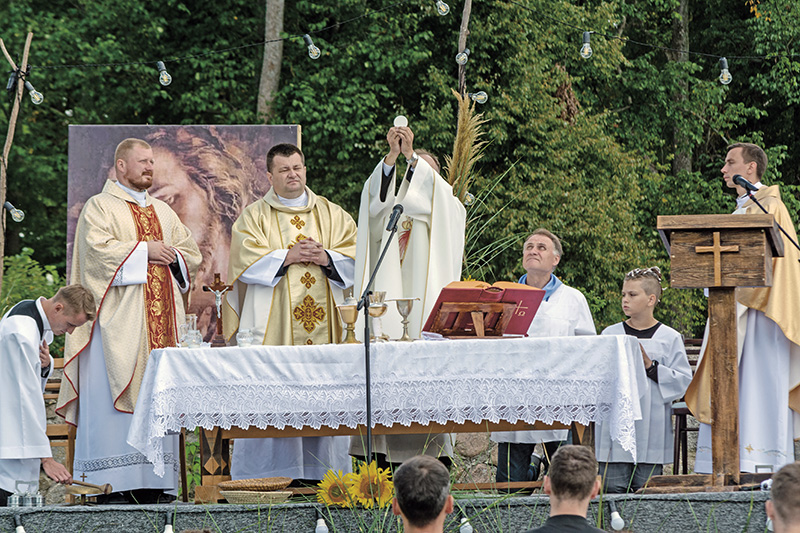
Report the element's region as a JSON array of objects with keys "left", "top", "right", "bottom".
[{"left": 349, "top": 124, "right": 467, "bottom": 469}]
